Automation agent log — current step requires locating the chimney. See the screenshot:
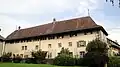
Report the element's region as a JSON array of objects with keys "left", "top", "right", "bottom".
[
  {"left": 53, "top": 18, "right": 56, "bottom": 22},
  {"left": 18, "top": 26, "right": 21, "bottom": 30}
]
